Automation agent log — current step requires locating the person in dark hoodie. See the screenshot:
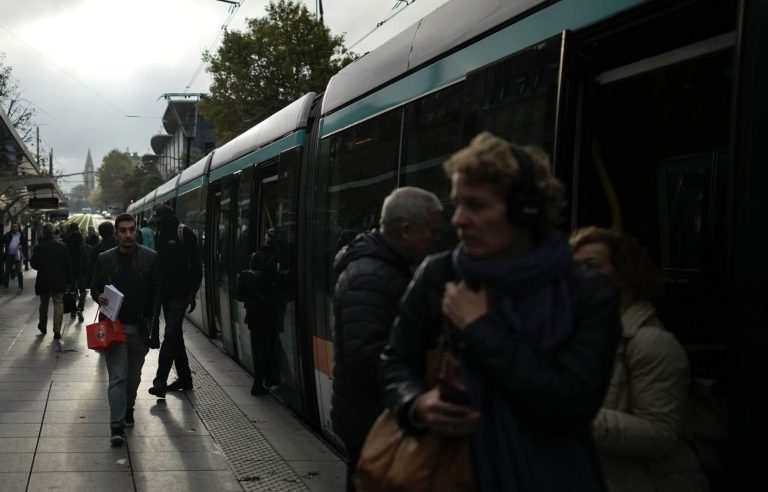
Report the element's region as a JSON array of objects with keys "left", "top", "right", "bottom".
[
  {"left": 331, "top": 186, "right": 443, "bottom": 491},
  {"left": 147, "top": 205, "right": 202, "bottom": 397},
  {"left": 243, "top": 227, "right": 285, "bottom": 396},
  {"left": 63, "top": 223, "right": 89, "bottom": 321},
  {"left": 88, "top": 222, "right": 118, "bottom": 284}
]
